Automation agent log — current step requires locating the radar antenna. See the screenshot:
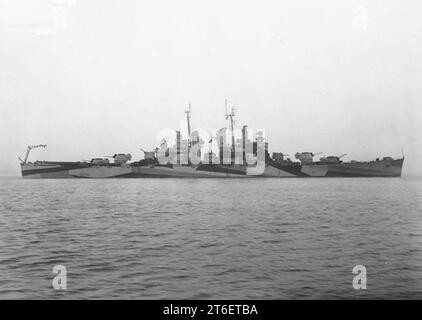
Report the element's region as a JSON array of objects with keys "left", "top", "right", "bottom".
[
  {"left": 225, "top": 99, "right": 237, "bottom": 150},
  {"left": 185, "top": 103, "right": 192, "bottom": 149}
]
